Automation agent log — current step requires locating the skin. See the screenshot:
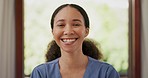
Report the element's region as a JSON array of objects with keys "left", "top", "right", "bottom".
[{"left": 52, "top": 6, "right": 89, "bottom": 78}]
